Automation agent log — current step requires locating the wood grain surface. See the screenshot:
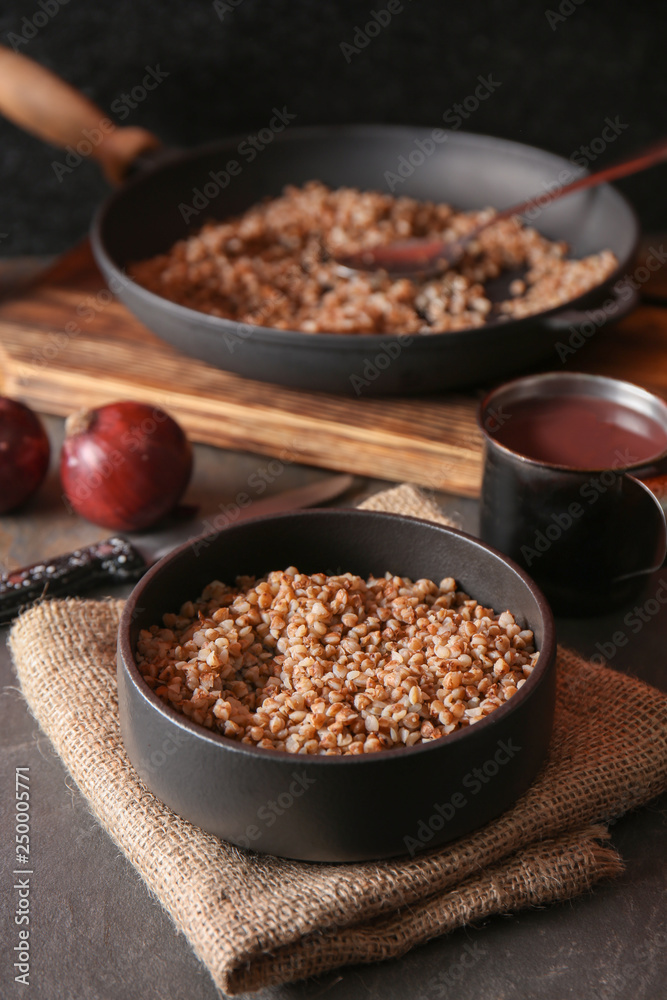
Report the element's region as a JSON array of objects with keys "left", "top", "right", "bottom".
[{"left": 1, "top": 241, "right": 666, "bottom": 498}]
